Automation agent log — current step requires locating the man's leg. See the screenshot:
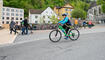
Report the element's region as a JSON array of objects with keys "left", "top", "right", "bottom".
[
  {"left": 10, "top": 28, "right": 12, "bottom": 34},
  {"left": 63, "top": 25, "right": 69, "bottom": 40},
  {"left": 22, "top": 27, "right": 25, "bottom": 35},
  {"left": 26, "top": 27, "right": 28, "bottom": 34}
]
